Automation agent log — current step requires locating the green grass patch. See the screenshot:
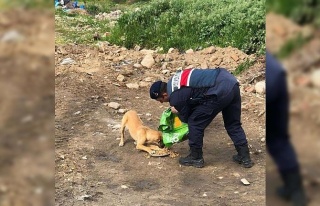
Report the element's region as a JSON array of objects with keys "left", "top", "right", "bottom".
[
  {"left": 233, "top": 59, "right": 255, "bottom": 76},
  {"left": 55, "top": 8, "right": 111, "bottom": 45},
  {"left": 107, "top": 0, "right": 265, "bottom": 55},
  {"left": 55, "top": 0, "right": 265, "bottom": 55}
]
